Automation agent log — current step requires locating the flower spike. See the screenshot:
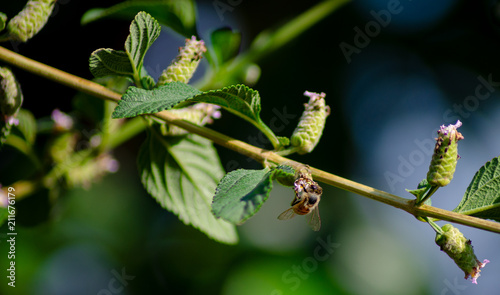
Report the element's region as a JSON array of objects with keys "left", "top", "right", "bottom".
[
  {"left": 5, "top": 0, "right": 57, "bottom": 42},
  {"left": 435, "top": 224, "right": 489, "bottom": 284},
  {"left": 426, "top": 120, "right": 463, "bottom": 187},
  {"left": 157, "top": 36, "right": 207, "bottom": 85},
  {"left": 290, "top": 91, "right": 330, "bottom": 155}
]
